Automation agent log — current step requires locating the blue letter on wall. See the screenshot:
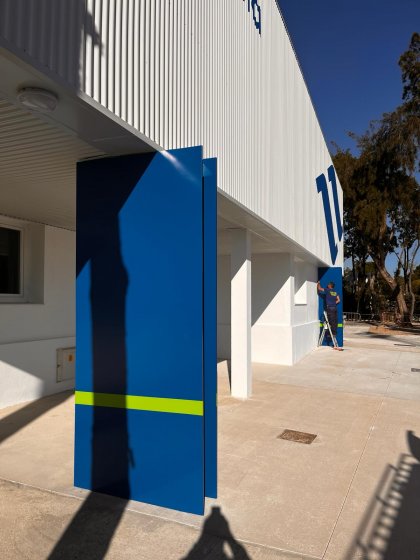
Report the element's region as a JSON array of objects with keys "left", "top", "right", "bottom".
[{"left": 316, "top": 166, "right": 342, "bottom": 265}]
